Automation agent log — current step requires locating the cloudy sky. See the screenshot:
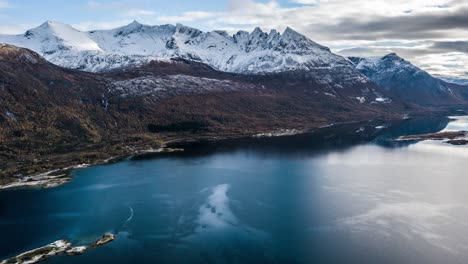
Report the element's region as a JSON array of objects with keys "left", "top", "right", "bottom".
[{"left": 1, "top": 0, "right": 468, "bottom": 78}]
